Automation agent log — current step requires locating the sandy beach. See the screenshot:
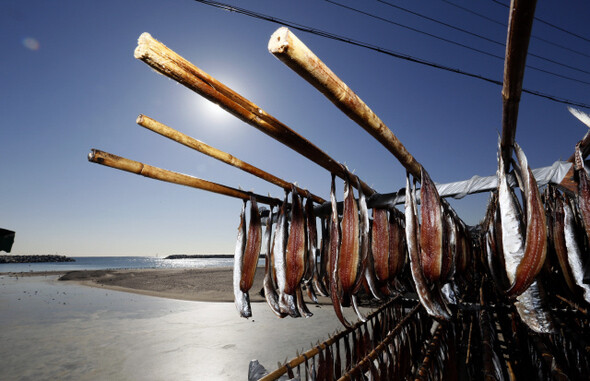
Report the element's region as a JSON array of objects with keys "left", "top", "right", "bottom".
[{"left": 0, "top": 268, "right": 361, "bottom": 380}]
